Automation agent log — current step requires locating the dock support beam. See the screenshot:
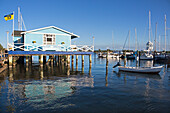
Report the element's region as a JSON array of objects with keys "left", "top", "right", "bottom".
[
  {"left": 9, "top": 55, "right": 12, "bottom": 68},
  {"left": 40, "top": 55, "right": 43, "bottom": 67},
  {"left": 82, "top": 55, "right": 84, "bottom": 73},
  {"left": 89, "top": 54, "right": 92, "bottom": 66},
  {"left": 12, "top": 56, "right": 16, "bottom": 67},
  {"left": 29, "top": 56, "right": 32, "bottom": 64},
  {"left": 71, "top": 55, "right": 74, "bottom": 70},
  {"left": 89, "top": 54, "right": 92, "bottom": 75},
  {"left": 67, "top": 55, "right": 70, "bottom": 76},
  {"left": 106, "top": 50, "right": 109, "bottom": 68},
  {"left": 43, "top": 56, "right": 46, "bottom": 64},
  {"left": 76, "top": 55, "right": 78, "bottom": 71},
  {"left": 67, "top": 55, "right": 70, "bottom": 66},
  {"left": 26, "top": 56, "right": 29, "bottom": 66}
]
